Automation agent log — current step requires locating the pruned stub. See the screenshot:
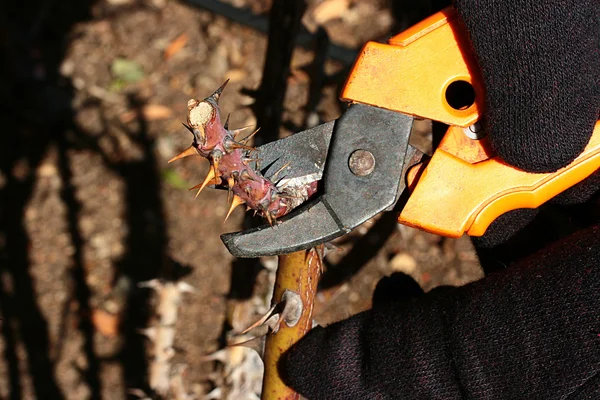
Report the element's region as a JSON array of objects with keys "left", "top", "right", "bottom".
[{"left": 169, "top": 81, "right": 316, "bottom": 224}]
